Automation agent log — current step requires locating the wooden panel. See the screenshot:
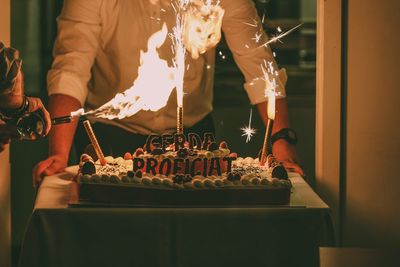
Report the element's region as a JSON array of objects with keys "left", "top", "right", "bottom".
[
  {"left": 315, "top": 0, "right": 342, "bottom": 242},
  {"left": 344, "top": 0, "right": 400, "bottom": 247},
  {"left": 0, "top": 0, "right": 11, "bottom": 266}
]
